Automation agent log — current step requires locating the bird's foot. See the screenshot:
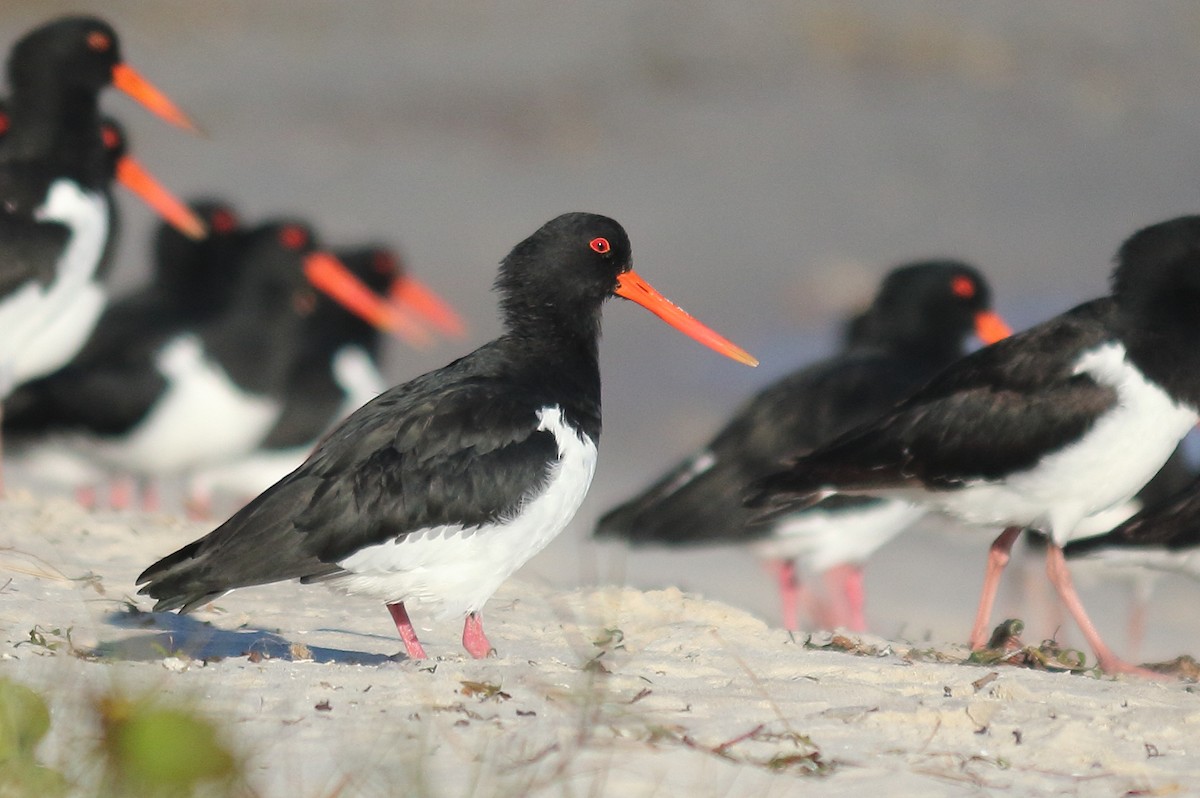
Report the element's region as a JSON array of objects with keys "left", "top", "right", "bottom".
[{"left": 462, "top": 613, "right": 496, "bottom": 659}]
